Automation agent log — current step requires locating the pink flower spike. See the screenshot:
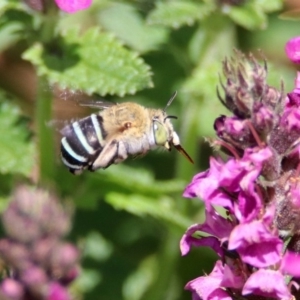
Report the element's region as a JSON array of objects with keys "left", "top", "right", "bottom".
[
  {"left": 54, "top": 0, "right": 92, "bottom": 13},
  {"left": 285, "top": 37, "right": 300, "bottom": 64}
]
